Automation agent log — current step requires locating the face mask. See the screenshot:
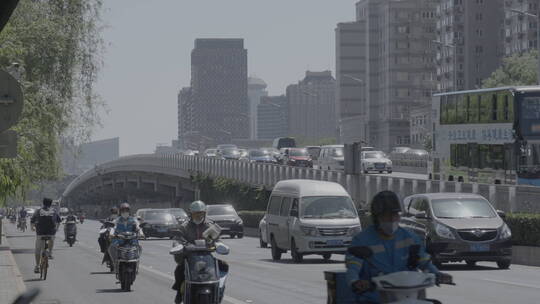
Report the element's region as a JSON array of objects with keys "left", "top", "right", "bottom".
[
  {"left": 121, "top": 212, "right": 129, "bottom": 219},
  {"left": 192, "top": 215, "right": 204, "bottom": 225},
  {"left": 379, "top": 221, "right": 399, "bottom": 235}
]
